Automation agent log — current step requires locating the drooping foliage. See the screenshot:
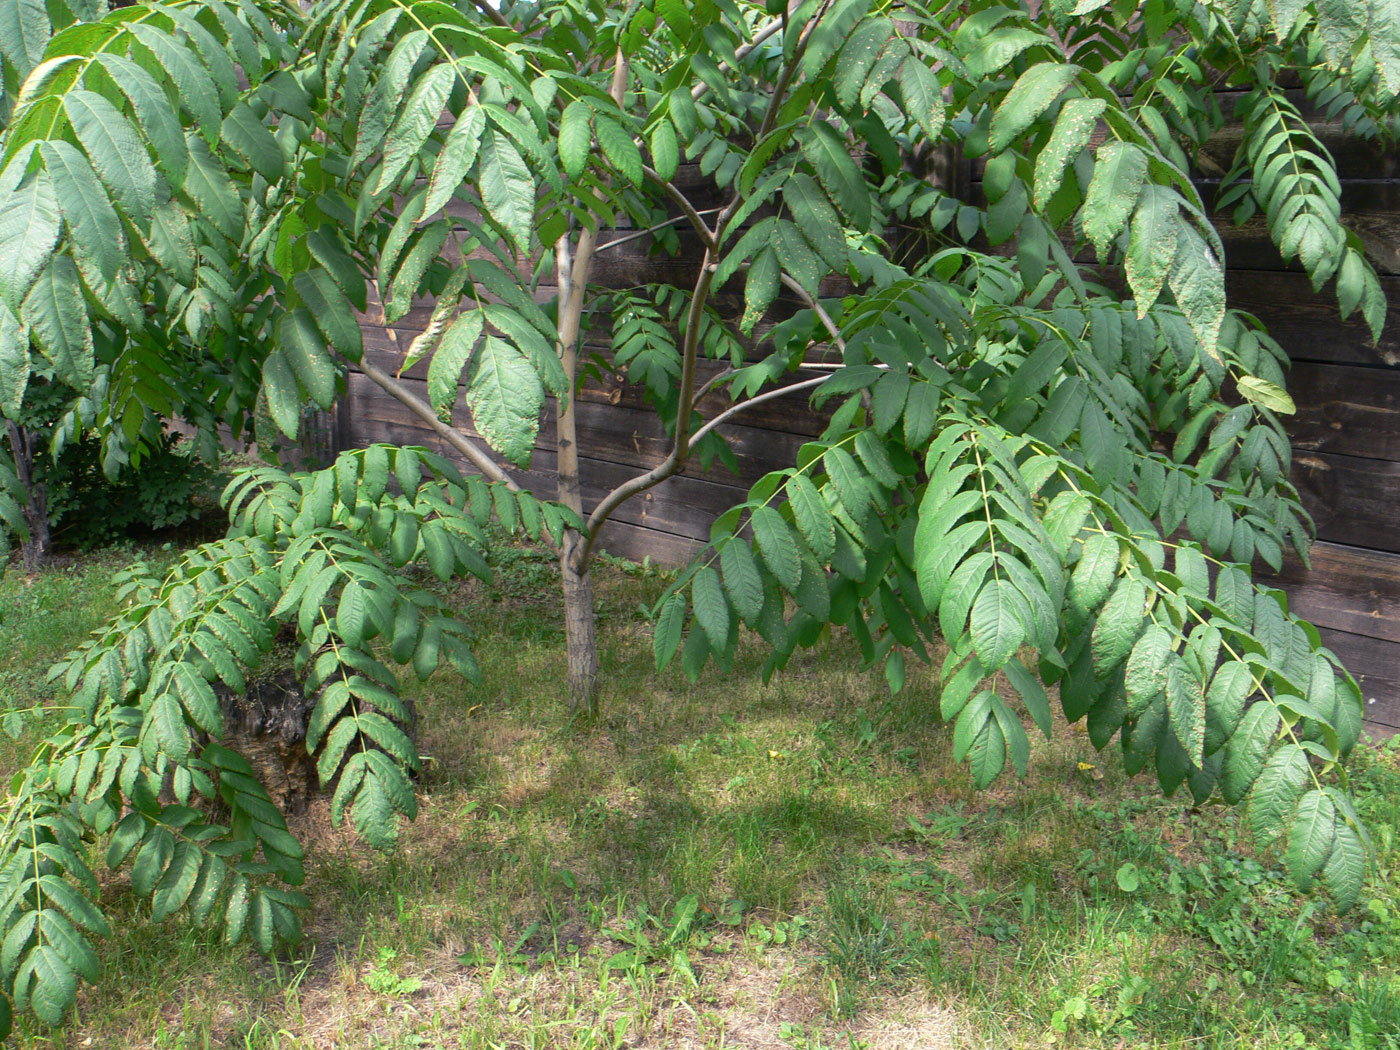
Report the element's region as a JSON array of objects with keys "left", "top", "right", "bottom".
[{"left": 0, "top": 0, "right": 1397, "bottom": 1034}]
